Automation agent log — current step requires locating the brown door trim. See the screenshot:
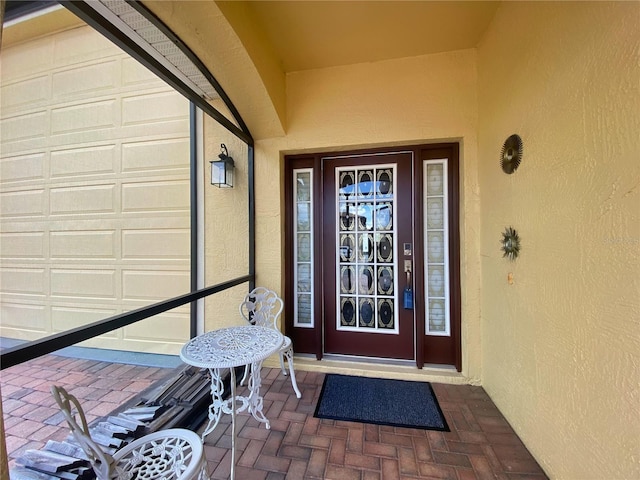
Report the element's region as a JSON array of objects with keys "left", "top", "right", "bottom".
[
  {"left": 283, "top": 155, "right": 320, "bottom": 358},
  {"left": 414, "top": 150, "right": 425, "bottom": 369},
  {"left": 284, "top": 143, "right": 461, "bottom": 371},
  {"left": 416, "top": 144, "right": 461, "bottom": 371}
]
